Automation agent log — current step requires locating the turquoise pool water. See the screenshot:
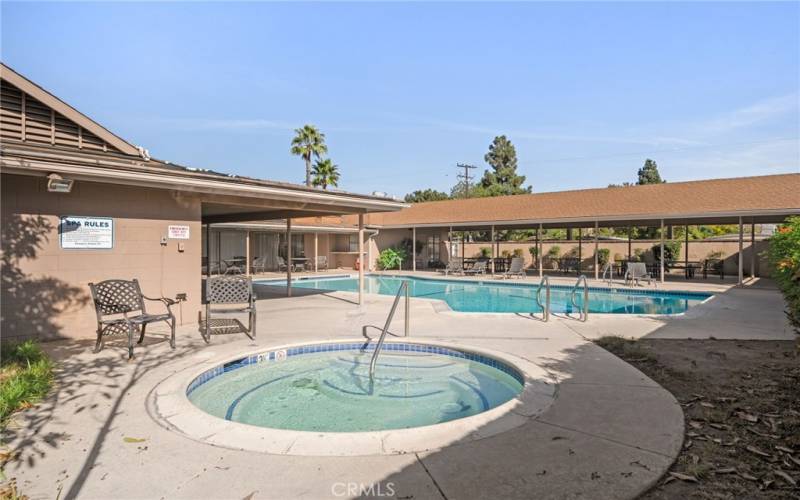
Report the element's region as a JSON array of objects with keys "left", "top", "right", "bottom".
[
  {"left": 260, "top": 275, "right": 711, "bottom": 314},
  {"left": 187, "top": 343, "right": 523, "bottom": 432}
]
